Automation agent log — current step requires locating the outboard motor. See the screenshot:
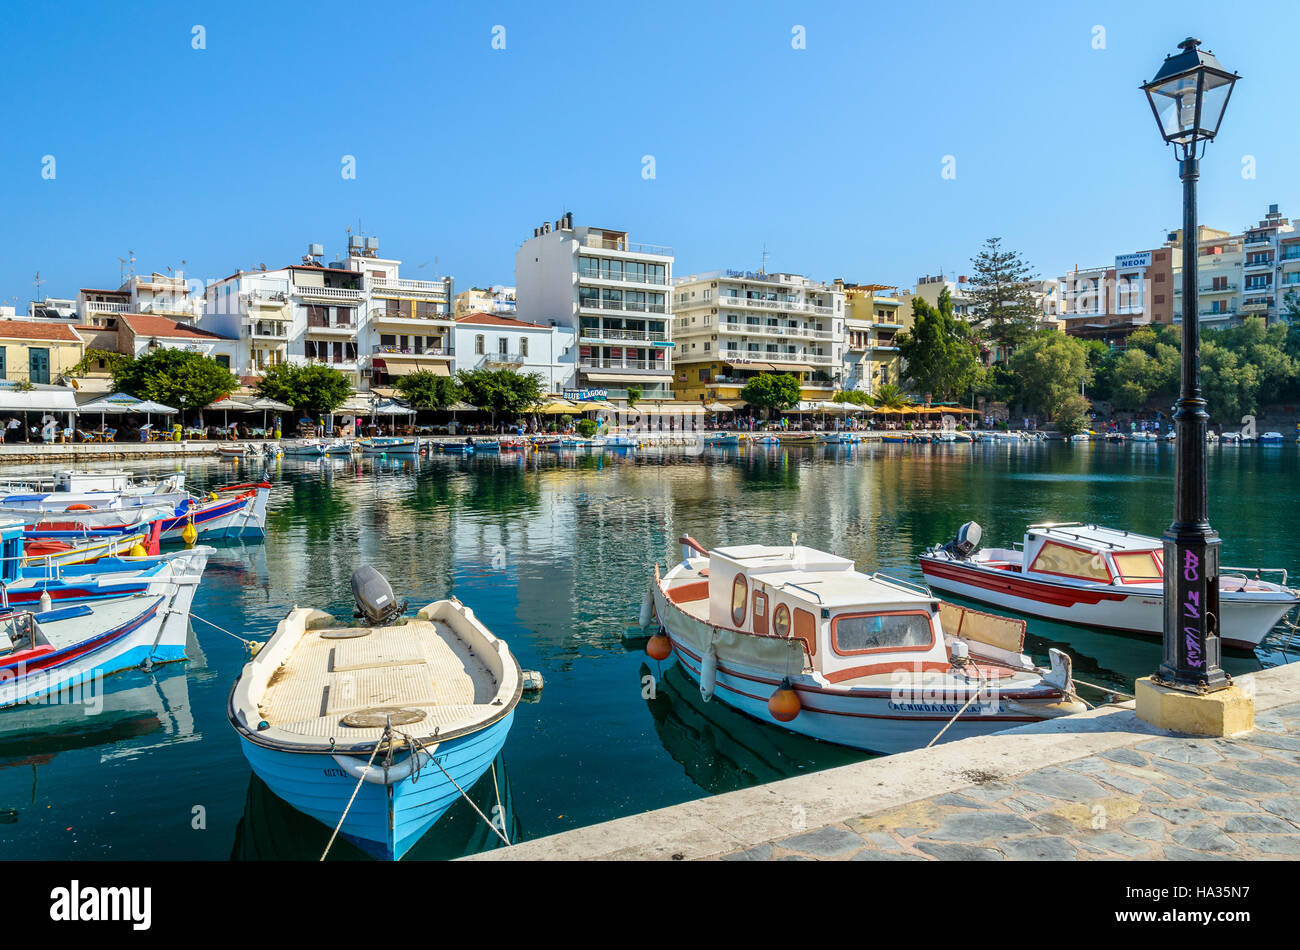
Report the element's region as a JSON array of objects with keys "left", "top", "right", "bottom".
[
  {"left": 944, "top": 521, "right": 983, "bottom": 560},
  {"left": 351, "top": 565, "right": 407, "bottom": 626}
]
